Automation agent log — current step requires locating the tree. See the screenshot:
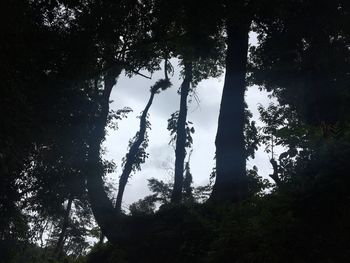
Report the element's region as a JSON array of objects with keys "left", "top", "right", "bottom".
[
  {"left": 171, "top": 62, "right": 193, "bottom": 203},
  {"left": 211, "top": 0, "right": 346, "bottom": 202},
  {"left": 153, "top": 0, "right": 224, "bottom": 203},
  {"left": 250, "top": 0, "right": 350, "bottom": 129},
  {"left": 0, "top": 0, "right": 97, "bottom": 241},
  {"left": 256, "top": 103, "right": 304, "bottom": 186},
  {"left": 54, "top": 196, "right": 73, "bottom": 258},
  {"left": 115, "top": 78, "right": 171, "bottom": 212},
  {"left": 249, "top": 0, "right": 350, "bottom": 192},
  {"left": 211, "top": 0, "right": 252, "bottom": 203},
  {"left": 167, "top": 109, "right": 196, "bottom": 203},
  {"left": 78, "top": 0, "right": 163, "bottom": 242},
  {"left": 0, "top": 0, "right": 164, "bottom": 245}
]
